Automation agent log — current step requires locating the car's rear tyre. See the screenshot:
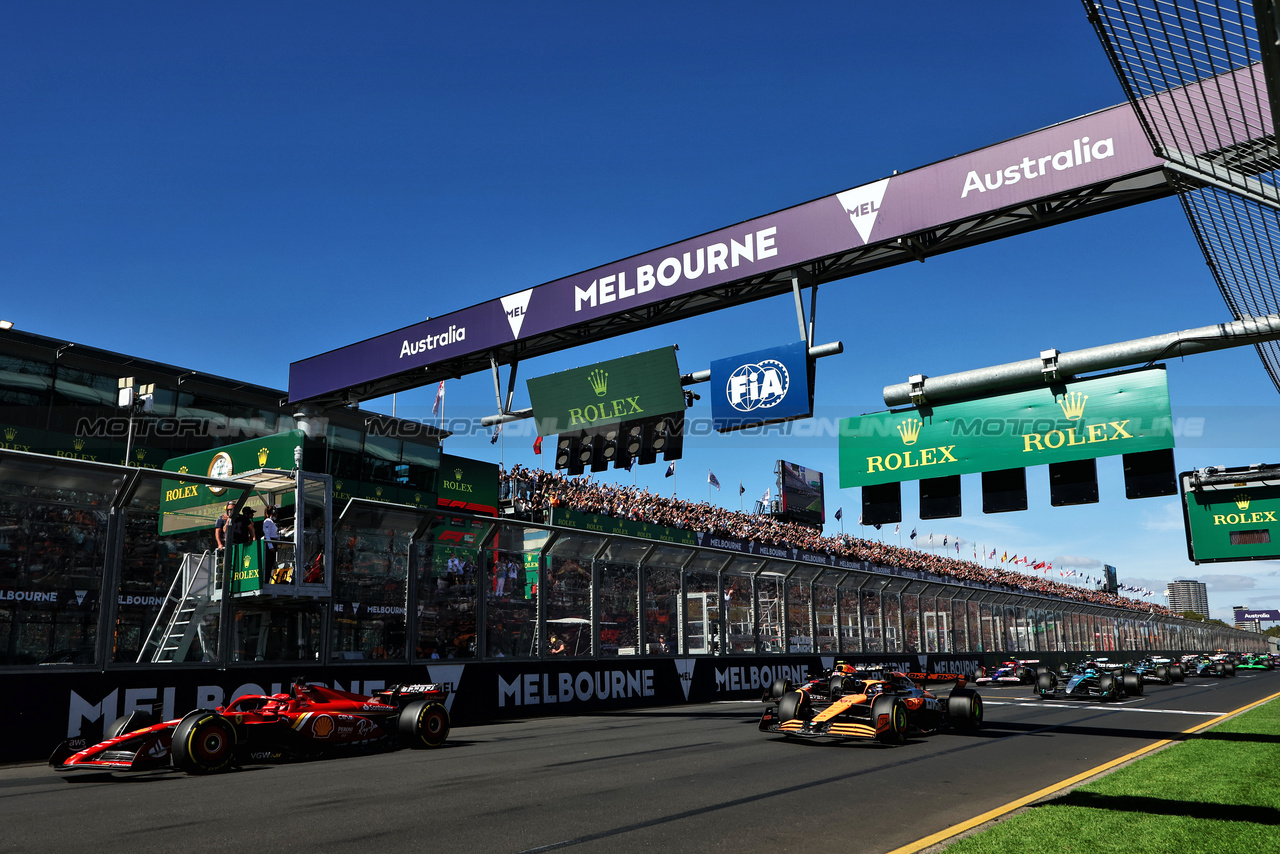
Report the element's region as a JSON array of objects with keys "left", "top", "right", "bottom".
[
  {"left": 1036, "top": 671, "right": 1057, "bottom": 699},
  {"left": 871, "top": 695, "right": 907, "bottom": 744},
  {"left": 399, "top": 700, "right": 450, "bottom": 748},
  {"left": 768, "top": 678, "right": 792, "bottom": 701},
  {"left": 1171, "top": 665, "right": 1185, "bottom": 683},
  {"left": 777, "top": 691, "right": 811, "bottom": 723},
  {"left": 946, "top": 688, "right": 983, "bottom": 729},
  {"left": 1154, "top": 665, "right": 1170, "bottom": 684},
  {"left": 1123, "top": 672, "right": 1143, "bottom": 696},
  {"left": 828, "top": 675, "right": 846, "bottom": 697},
  {"left": 104, "top": 711, "right": 154, "bottom": 740},
  {"left": 1225, "top": 662, "right": 1236, "bottom": 676},
  {"left": 172, "top": 711, "right": 237, "bottom": 774}
]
